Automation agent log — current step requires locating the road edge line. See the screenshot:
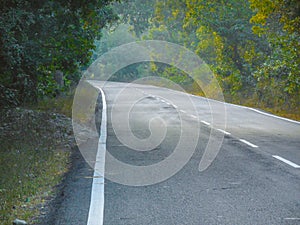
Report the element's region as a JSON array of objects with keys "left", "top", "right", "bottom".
[
  {"left": 164, "top": 87, "right": 300, "bottom": 125},
  {"left": 87, "top": 88, "right": 107, "bottom": 225}
]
